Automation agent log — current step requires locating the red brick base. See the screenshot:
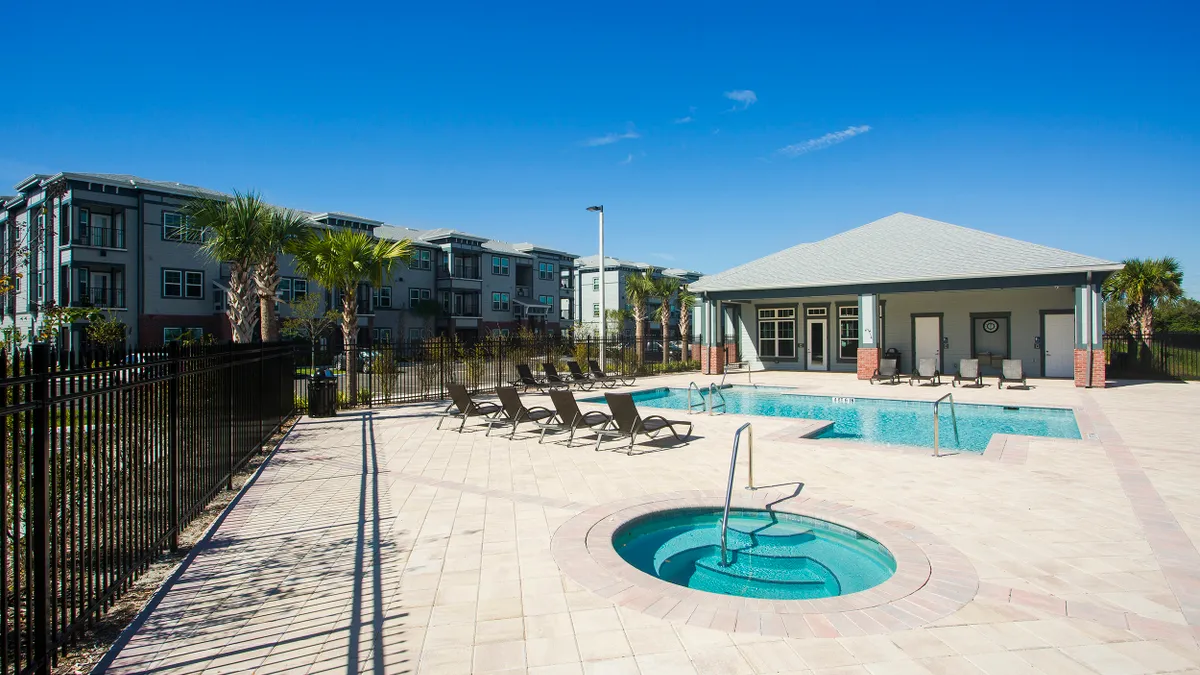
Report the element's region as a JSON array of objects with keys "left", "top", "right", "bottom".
[
  {"left": 857, "top": 347, "right": 881, "bottom": 380},
  {"left": 701, "top": 346, "right": 727, "bottom": 375},
  {"left": 1074, "top": 348, "right": 1106, "bottom": 388}
]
